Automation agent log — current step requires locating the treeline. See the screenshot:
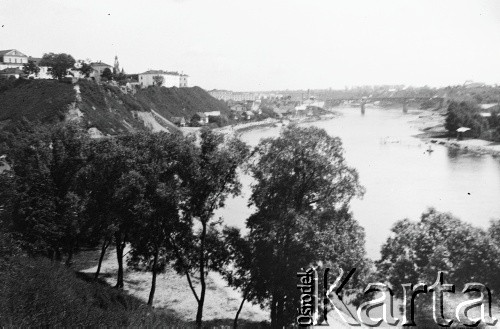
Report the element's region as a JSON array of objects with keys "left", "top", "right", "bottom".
[
  {"left": 0, "top": 121, "right": 369, "bottom": 327},
  {"left": 445, "top": 100, "right": 500, "bottom": 140}
]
